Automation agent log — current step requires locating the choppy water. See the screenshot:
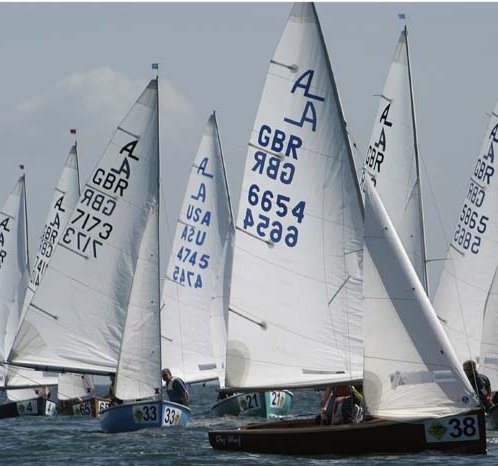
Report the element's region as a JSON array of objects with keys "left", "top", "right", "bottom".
[{"left": 1, "top": 384, "right": 498, "bottom": 465}]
